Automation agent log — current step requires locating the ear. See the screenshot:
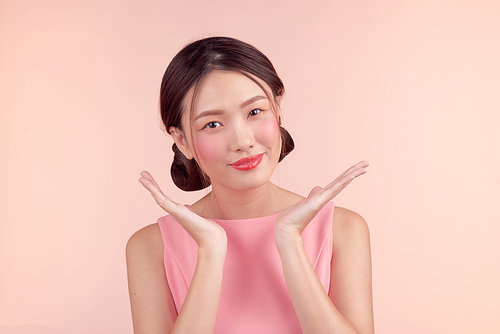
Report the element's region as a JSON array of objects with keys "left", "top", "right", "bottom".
[{"left": 169, "top": 126, "right": 194, "bottom": 159}]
